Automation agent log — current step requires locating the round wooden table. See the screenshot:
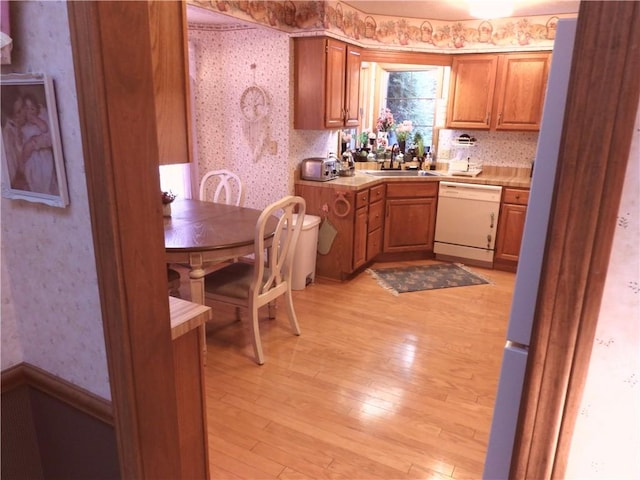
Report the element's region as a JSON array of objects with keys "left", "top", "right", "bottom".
[{"left": 164, "top": 199, "right": 277, "bottom": 304}]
